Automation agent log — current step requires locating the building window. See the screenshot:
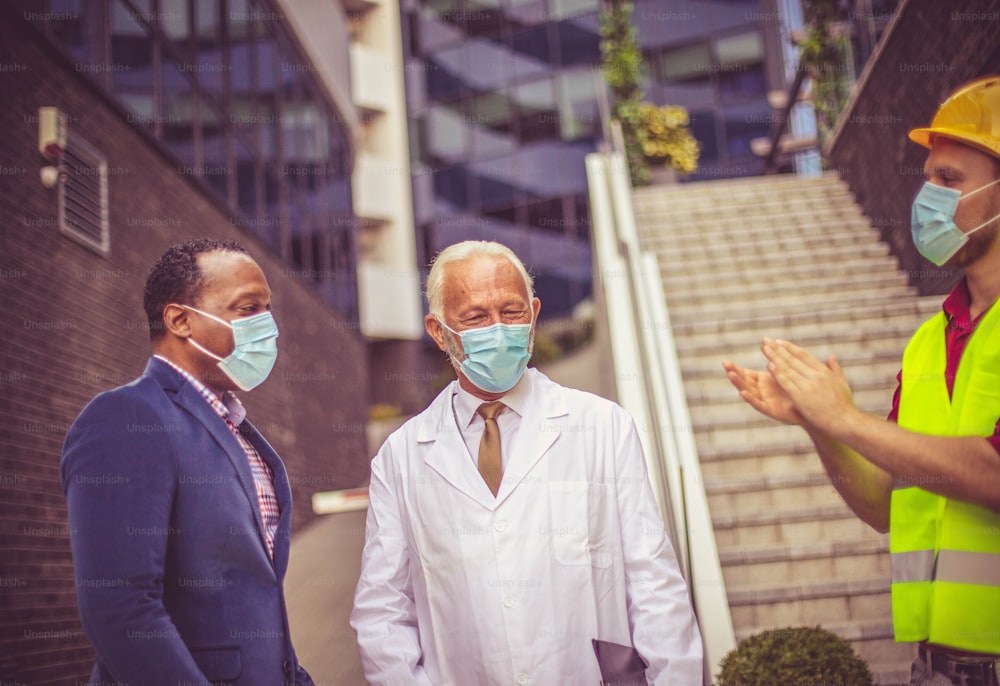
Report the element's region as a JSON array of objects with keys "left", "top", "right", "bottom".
[
  {"left": 22, "top": 0, "right": 358, "bottom": 324},
  {"left": 59, "top": 132, "right": 110, "bottom": 256}
]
